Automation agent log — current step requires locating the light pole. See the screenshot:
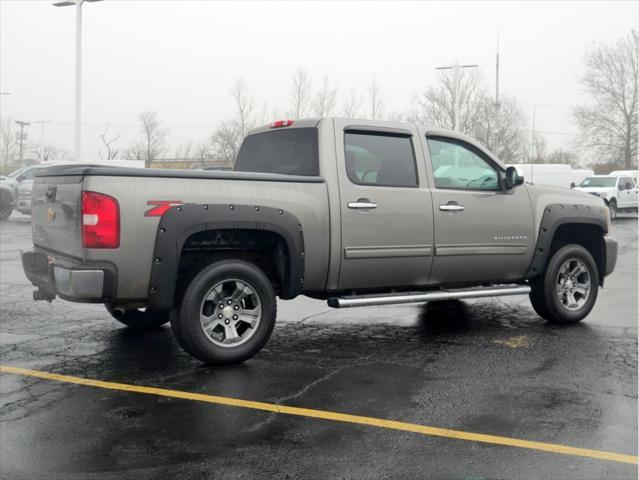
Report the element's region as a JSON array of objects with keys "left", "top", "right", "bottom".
[
  {"left": 15, "top": 121, "right": 30, "bottom": 168},
  {"left": 435, "top": 62, "right": 479, "bottom": 132},
  {"left": 53, "top": 0, "right": 102, "bottom": 162}
]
